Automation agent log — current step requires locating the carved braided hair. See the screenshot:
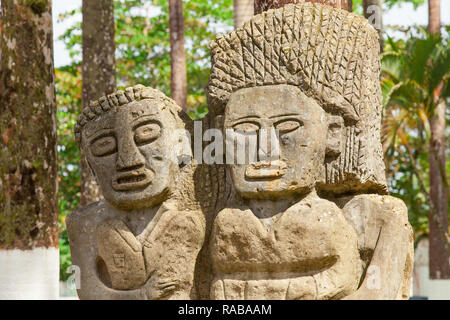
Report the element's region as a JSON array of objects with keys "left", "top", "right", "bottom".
[{"left": 74, "top": 85, "right": 184, "bottom": 146}]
